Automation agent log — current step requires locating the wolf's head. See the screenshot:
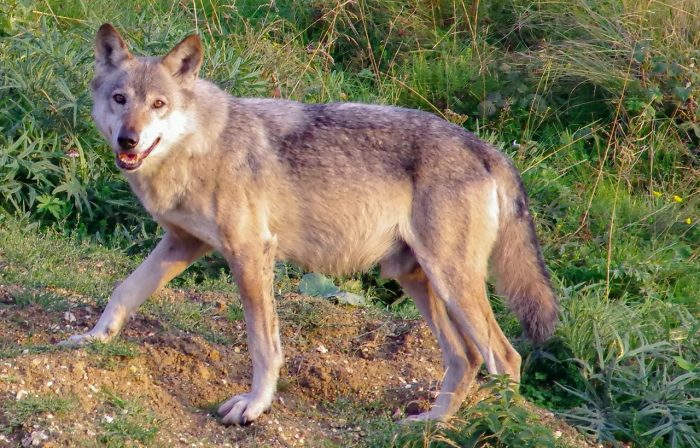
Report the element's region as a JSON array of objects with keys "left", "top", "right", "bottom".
[{"left": 91, "top": 24, "right": 203, "bottom": 172}]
